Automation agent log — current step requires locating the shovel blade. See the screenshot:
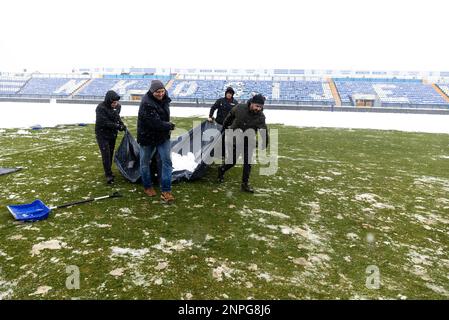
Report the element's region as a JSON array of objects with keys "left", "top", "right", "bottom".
[{"left": 7, "top": 199, "right": 51, "bottom": 222}]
